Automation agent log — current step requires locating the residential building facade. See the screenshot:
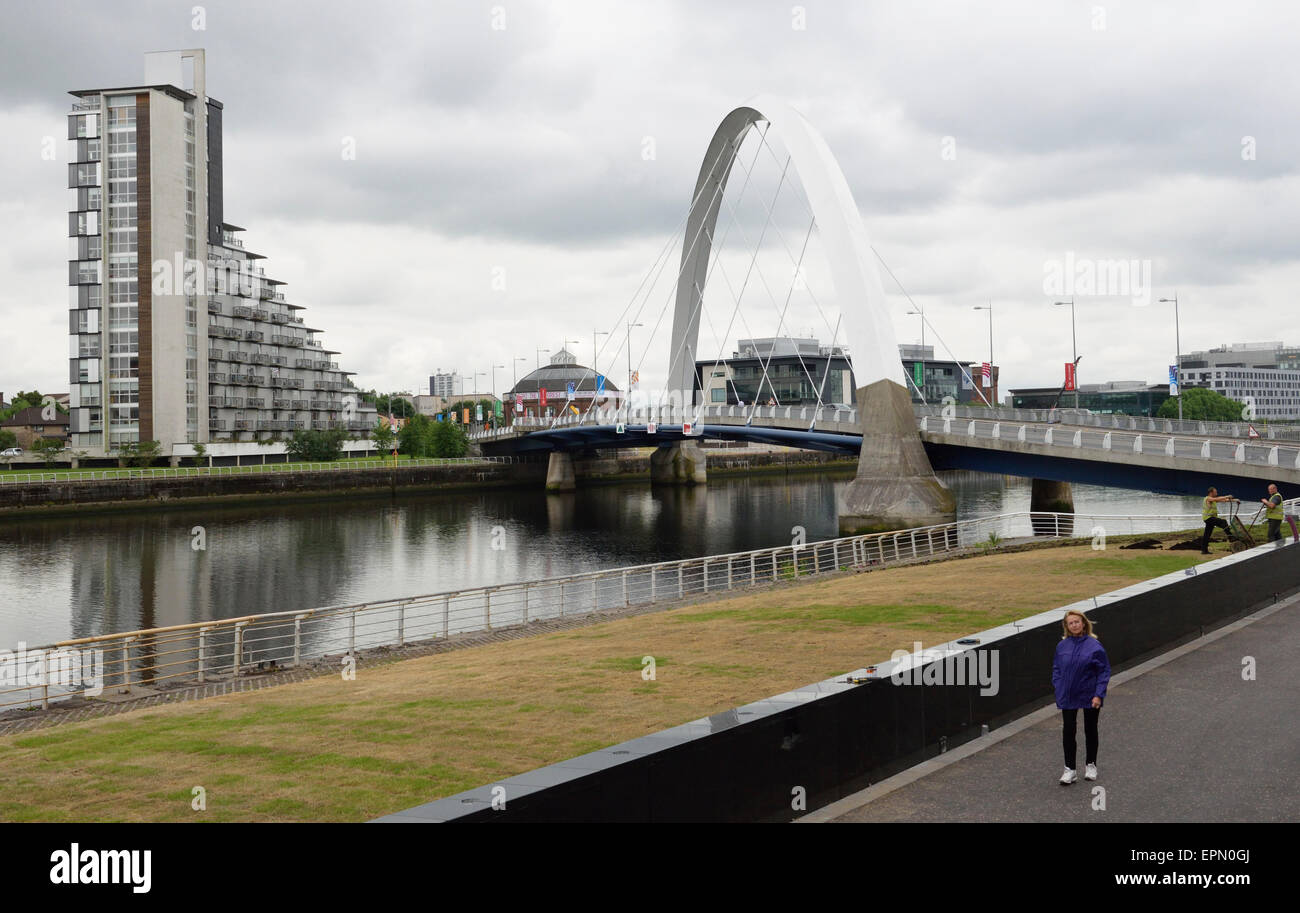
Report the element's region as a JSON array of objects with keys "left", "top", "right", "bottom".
[{"left": 66, "top": 49, "right": 373, "bottom": 456}]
